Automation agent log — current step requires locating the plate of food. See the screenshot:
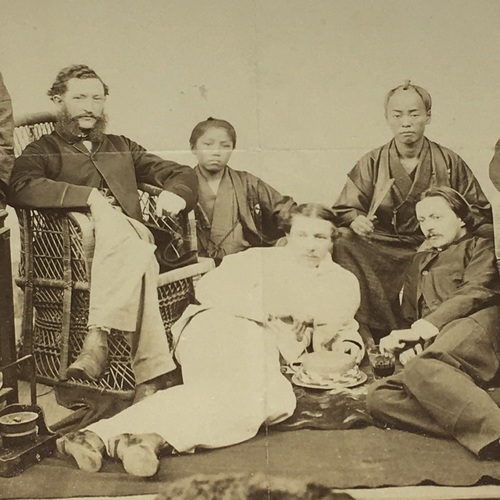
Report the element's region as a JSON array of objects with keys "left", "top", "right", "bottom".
[{"left": 291, "top": 366, "right": 368, "bottom": 389}]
